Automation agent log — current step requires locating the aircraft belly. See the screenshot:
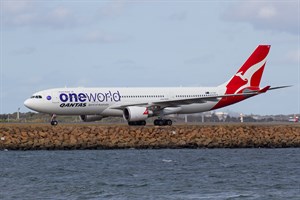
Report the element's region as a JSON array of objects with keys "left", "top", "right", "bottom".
[
  {"left": 101, "top": 108, "right": 123, "bottom": 117},
  {"left": 178, "top": 102, "right": 217, "bottom": 114}
]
